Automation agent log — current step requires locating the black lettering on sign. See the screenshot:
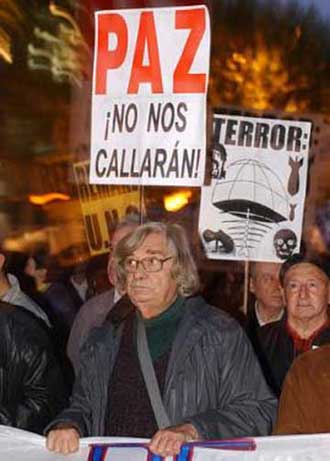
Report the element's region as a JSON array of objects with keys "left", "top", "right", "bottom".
[
  {"left": 153, "top": 149, "right": 167, "bottom": 177},
  {"left": 130, "top": 149, "right": 140, "bottom": 177},
  {"left": 104, "top": 112, "right": 111, "bottom": 140},
  {"left": 96, "top": 149, "right": 107, "bottom": 177},
  {"left": 270, "top": 124, "right": 286, "bottom": 150},
  {"left": 175, "top": 102, "right": 187, "bottom": 132},
  {"left": 161, "top": 102, "right": 176, "bottom": 132},
  {"left": 215, "top": 116, "right": 306, "bottom": 153},
  {"left": 107, "top": 149, "right": 119, "bottom": 176},
  {"left": 166, "top": 146, "right": 179, "bottom": 177},
  {"left": 287, "top": 126, "right": 303, "bottom": 152},
  {"left": 74, "top": 164, "right": 90, "bottom": 201},
  {"left": 104, "top": 209, "right": 119, "bottom": 240},
  {"left": 238, "top": 121, "right": 253, "bottom": 147},
  {"left": 224, "top": 119, "right": 237, "bottom": 145},
  {"left": 182, "top": 148, "right": 195, "bottom": 178},
  {"left": 85, "top": 214, "right": 102, "bottom": 251},
  {"left": 254, "top": 123, "right": 269, "bottom": 148},
  {"left": 140, "top": 149, "right": 152, "bottom": 176},
  {"left": 213, "top": 117, "right": 226, "bottom": 143},
  {"left": 147, "top": 102, "right": 187, "bottom": 132},
  {"left": 112, "top": 103, "right": 138, "bottom": 133}
]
